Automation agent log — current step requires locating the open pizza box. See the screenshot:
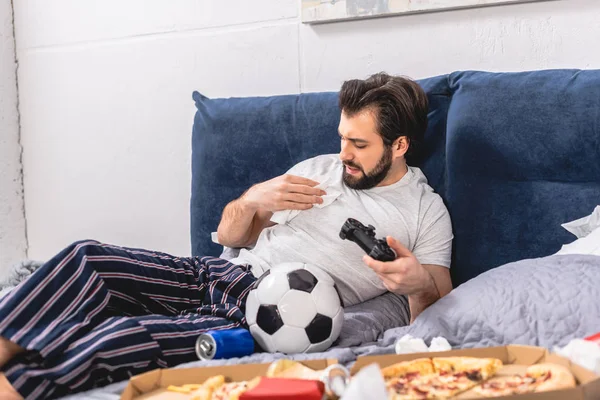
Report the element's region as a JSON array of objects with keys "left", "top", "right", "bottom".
[
  {"left": 351, "top": 345, "right": 600, "bottom": 399},
  {"left": 120, "top": 358, "right": 338, "bottom": 400}
]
